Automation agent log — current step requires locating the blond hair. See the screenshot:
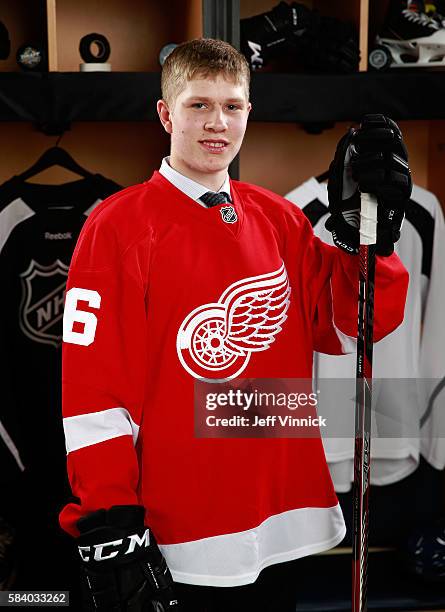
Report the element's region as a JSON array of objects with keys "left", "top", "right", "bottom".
[{"left": 161, "top": 38, "right": 250, "bottom": 109}]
